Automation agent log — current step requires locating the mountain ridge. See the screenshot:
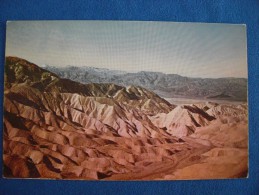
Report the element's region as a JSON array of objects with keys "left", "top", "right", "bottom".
[
  {"left": 42, "top": 63, "right": 247, "bottom": 79},
  {"left": 44, "top": 63, "right": 247, "bottom": 101}
]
